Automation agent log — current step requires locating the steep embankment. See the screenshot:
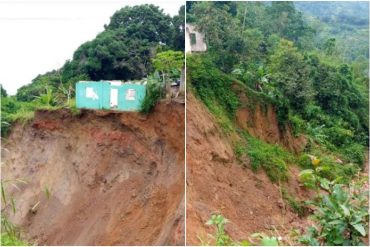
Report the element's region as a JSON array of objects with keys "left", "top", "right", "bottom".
[
  {"left": 2, "top": 102, "right": 184, "bottom": 245},
  {"left": 186, "top": 92, "right": 310, "bottom": 245},
  {"left": 232, "top": 83, "right": 307, "bottom": 154}
]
